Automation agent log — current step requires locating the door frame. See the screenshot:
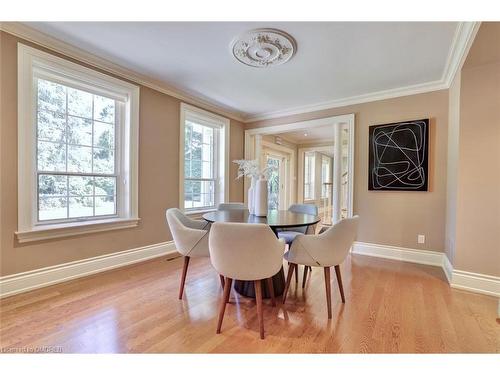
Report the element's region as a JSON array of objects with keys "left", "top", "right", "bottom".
[
  {"left": 261, "top": 140, "right": 295, "bottom": 208},
  {"left": 244, "top": 113, "right": 355, "bottom": 219}
]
